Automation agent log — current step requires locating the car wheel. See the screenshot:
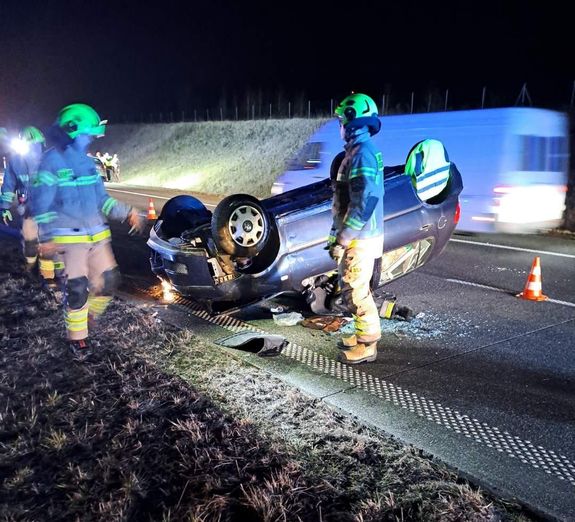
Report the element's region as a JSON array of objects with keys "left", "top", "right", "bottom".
[
  {"left": 211, "top": 194, "right": 270, "bottom": 257},
  {"left": 159, "top": 195, "right": 212, "bottom": 239}
]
